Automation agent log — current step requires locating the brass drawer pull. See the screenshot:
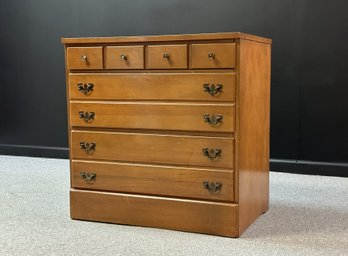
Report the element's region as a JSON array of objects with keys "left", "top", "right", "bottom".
[
  {"left": 79, "top": 111, "right": 95, "bottom": 122},
  {"left": 120, "top": 54, "right": 127, "bottom": 61},
  {"left": 163, "top": 53, "right": 170, "bottom": 60},
  {"left": 81, "top": 55, "right": 88, "bottom": 61},
  {"left": 77, "top": 83, "right": 94, "bottom": 95},
  {"left": 203, "top": 114, "right": 223, "bottom": 126},
  {"left": 80, "top": 142, "right": 96, "bottom": 153},
  {"left": 80, "top": 172, "right": 96, "bottom": 183},
  {"left": 203, "top": 181, "right": 222, "bottom": 192},
  {"left": 208, "top": 53, "right": 215, "bottom": 60},
  {"left": 203, "top": 83, "right": 223, "bottom": 96},
  {"left": 202, "top": 148, "right": 222, "bottom": 160}
]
